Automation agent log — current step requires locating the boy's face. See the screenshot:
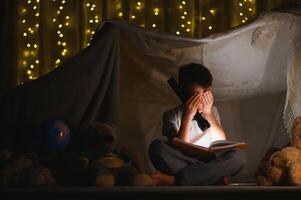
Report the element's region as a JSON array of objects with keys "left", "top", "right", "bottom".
[
  {"left": 186, "top": 83, "right": 210, "bottom": 97},
  {"left": 186, "top": 83, "right": 211, "bottom": 112}
]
